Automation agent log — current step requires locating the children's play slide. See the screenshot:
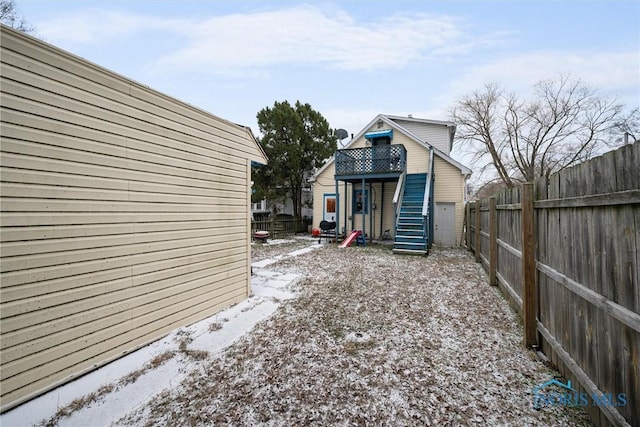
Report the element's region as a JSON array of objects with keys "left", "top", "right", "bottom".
[{"left": 338, "top": 230, "right": 362, "bottom": 248}]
